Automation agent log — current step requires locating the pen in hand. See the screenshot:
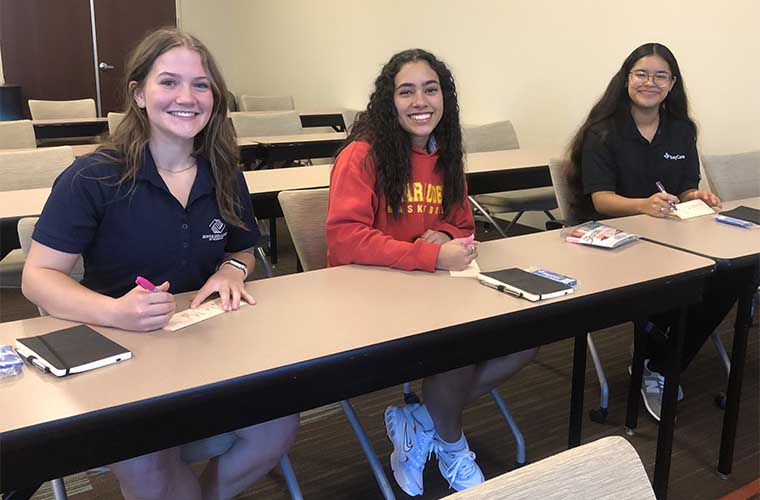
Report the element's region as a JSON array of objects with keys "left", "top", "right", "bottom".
[
  {"left": 135, "top": 276, "right": 159, "bottom": 292},
  {"left": 655, "top": 181, "right": 678, "bottom": 211}
]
